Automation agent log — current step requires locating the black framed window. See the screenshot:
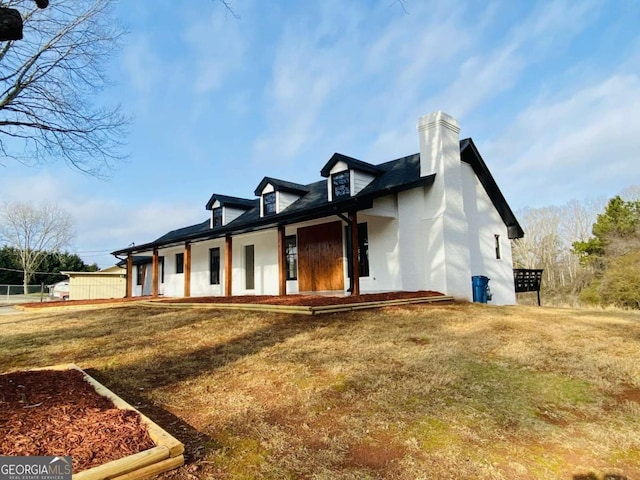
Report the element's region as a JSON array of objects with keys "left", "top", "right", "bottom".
[
  {"left": 160, "top": 257, "right": 165, "bottom": 283},
  {"left": 357, "top": 223, "right": 369, "bottom": 277},
  {"left": 345, "top": 222, "right": 370, "bottom": 278},
  {"left": 136, "top": 264, "right": 145, "bottom": 285},
  {"left": 245, "top": 245, "right": 255, "bottom": 289},
  {"left": 331, "top": 171, "right": 350, "bottom": 199},
  {"left": 176, "top": 253, "right": 184, "bottom": 274},
  {"left": 285, "top": 235, "right": 297, "bottom": 280},
  {"left": 263, "top": 192, "right": 276, "bottom": 215},
  {"left": 209, "top": 247, "right": 220, "bottom": 285},
  {"left": 212, "top": 207, "right": 223, "bottom": 227},
  {"left": 495, "top": 234, "right": 501, "bottom": 260}
]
